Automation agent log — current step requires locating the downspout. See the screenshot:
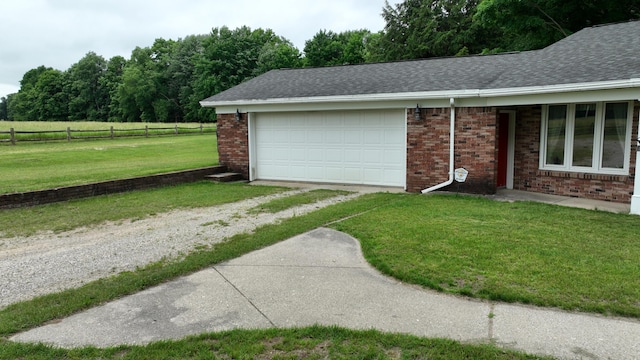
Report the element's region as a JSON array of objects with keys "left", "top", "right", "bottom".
[
  {"left": 422, "top": 97, "right": 456, "bottom": 194},
  {"left": 631, "top": 131, "right": 640, "bottom": 215}
]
